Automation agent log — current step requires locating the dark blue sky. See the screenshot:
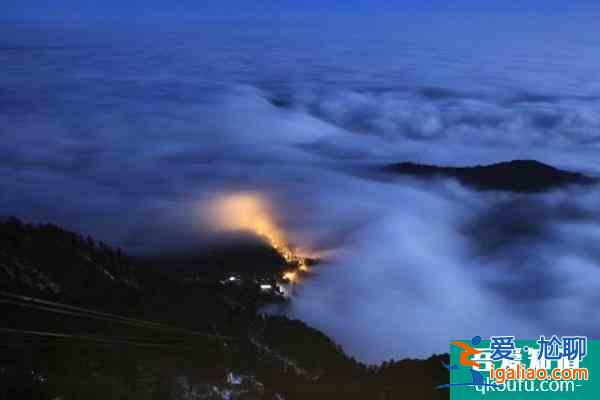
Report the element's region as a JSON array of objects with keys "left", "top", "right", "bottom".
[{"left": 4, "top": 0, "right": 598, "bottom": 20}]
